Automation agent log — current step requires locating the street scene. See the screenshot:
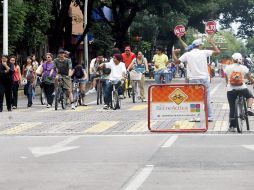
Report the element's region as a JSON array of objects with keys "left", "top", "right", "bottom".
[{"left": 1, "top": 0, "right": 254, "bottom": 190}]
